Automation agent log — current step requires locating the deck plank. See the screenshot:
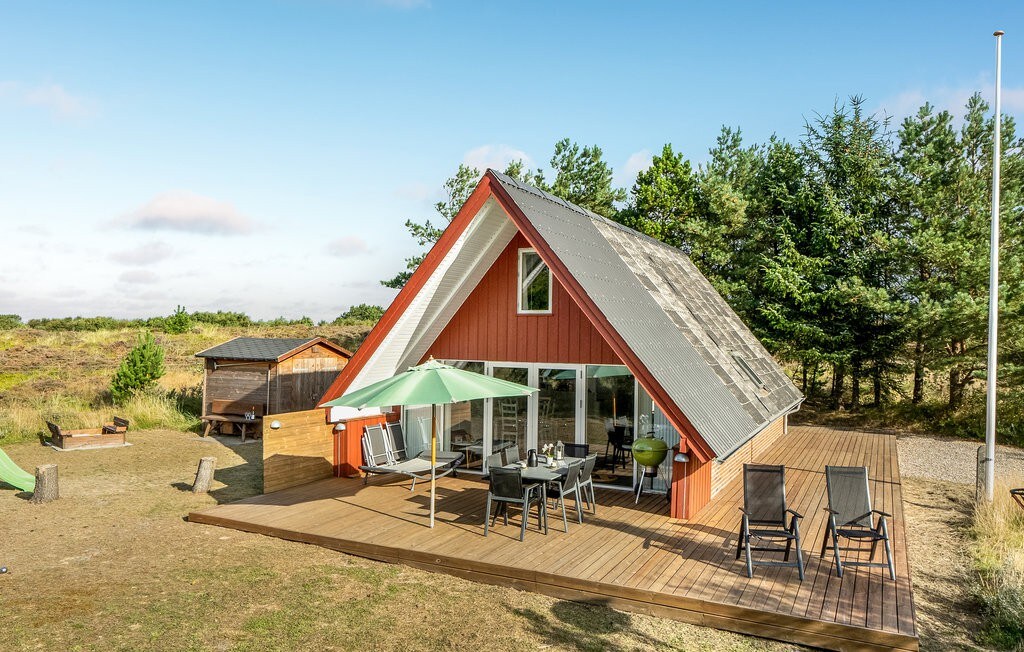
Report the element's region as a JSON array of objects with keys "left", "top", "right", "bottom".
[{"left": 188, "top": 425, "right": 918, "bottom": 652}]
